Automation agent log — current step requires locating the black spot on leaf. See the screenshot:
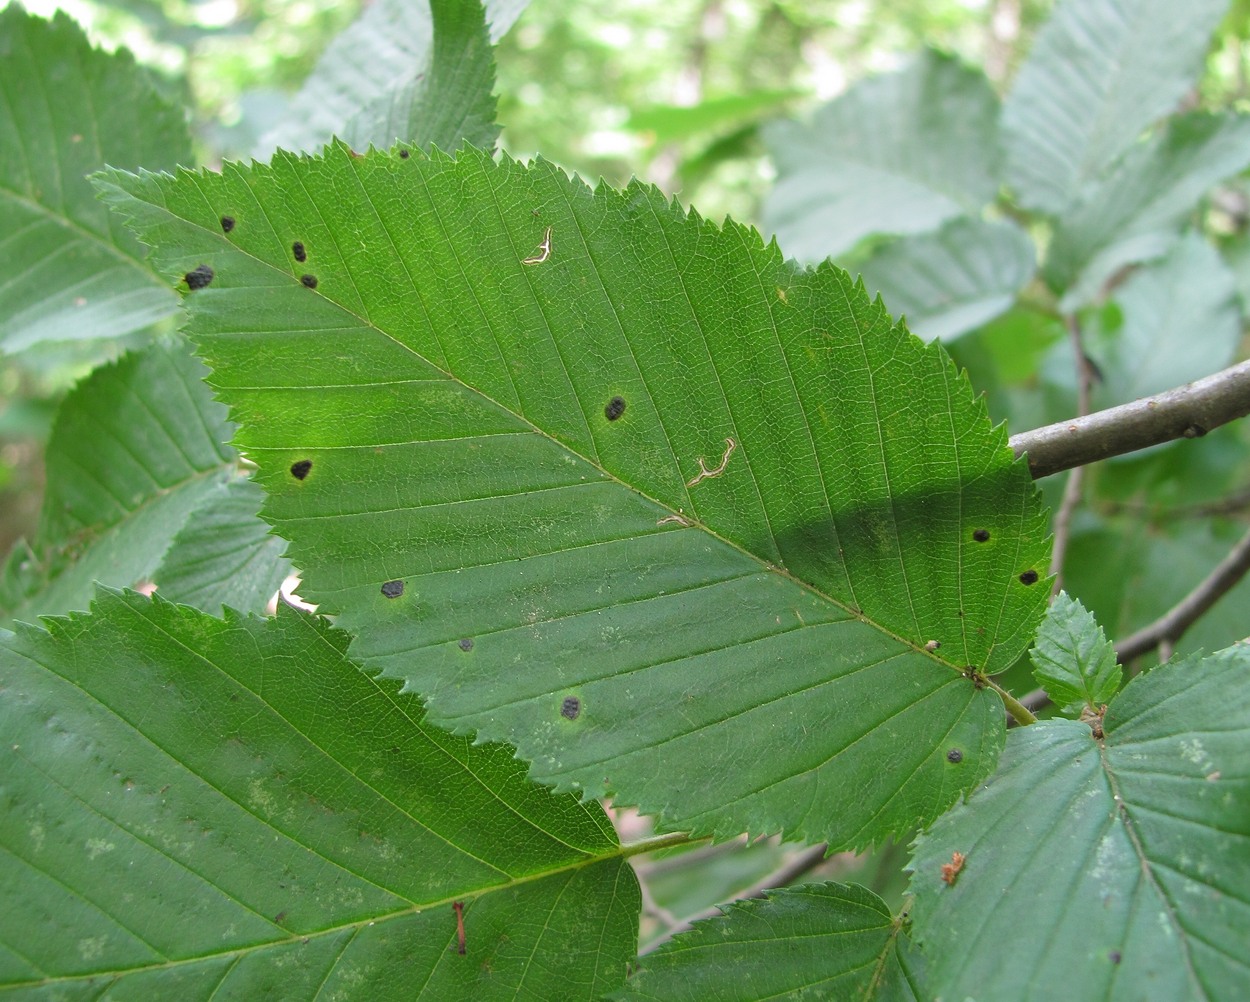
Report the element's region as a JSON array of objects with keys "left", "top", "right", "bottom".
[
  {"left": 458, "top": 638, "right": 474, "bottom": 652},
  {"left": 605, "top": 396, "right": 626, "bottom": 421},
  {"left": 561, "top": 696, "right": 581, "bottom": 720},
  {"left": 301, "top": 274, "right": 318, "bottom": 288},
  {"left": 947, "top": 748, "right": 963, "bottom": 763},
  {"left": 399, "top": 149, "right": 410, "bottom": 159},
  {"left": 381, "top": 580, "right": 404, "bottom": 599},
  {"left": 972, "top": 529, "right": 990, "bottom": 543},
  {"left": 290, "top": 459, "right": 312, "bottom": 480},
  {"left": 1109, "top": 951, "right": 1121, "bottom": 965},
  {"left": 184, "top": 264, "right": 214, "bottom": 290},
  {"left": 292, "top": 241, "right": 307, "bottom": 263},
  {"left": 220, "top": 216, "right": 235, "bottom": 233},
  {"left": 1019, "top": 569, "right": 1039, "bottom": 585}
]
